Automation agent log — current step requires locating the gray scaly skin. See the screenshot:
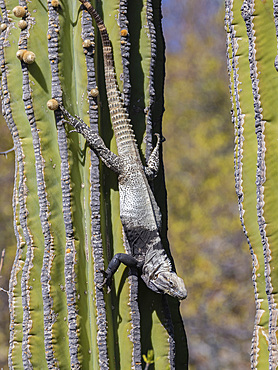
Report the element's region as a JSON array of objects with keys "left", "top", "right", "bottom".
[{"left": 58, "top": 0, "right": 187, "bottom": 300}]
